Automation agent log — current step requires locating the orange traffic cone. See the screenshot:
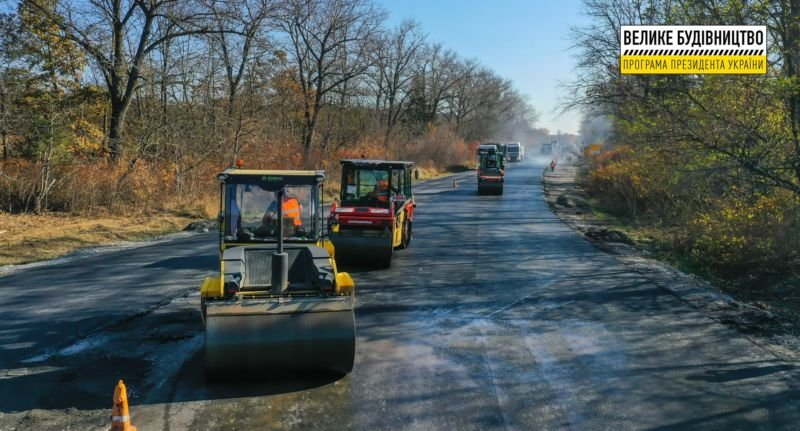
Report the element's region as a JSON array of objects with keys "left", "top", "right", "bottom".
[{"left": 111, "top": 380, "right": 137, "bottom": 431}]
